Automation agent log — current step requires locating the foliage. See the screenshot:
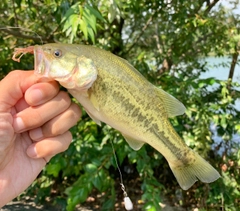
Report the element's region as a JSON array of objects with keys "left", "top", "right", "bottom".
[{"left": 1, "top": 0, "right": 240, "bottom": 210}]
